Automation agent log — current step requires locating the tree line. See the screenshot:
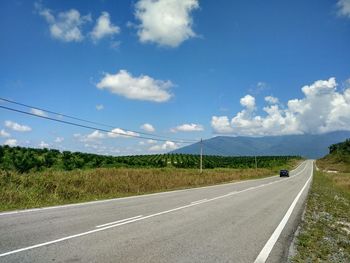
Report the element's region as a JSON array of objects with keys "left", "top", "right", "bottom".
[
  {"left": 0, "top": 145, "right": 301, "bottom": 173},
  {"left": 329, "top": 139, "right": 350, "bottom": 155}
]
